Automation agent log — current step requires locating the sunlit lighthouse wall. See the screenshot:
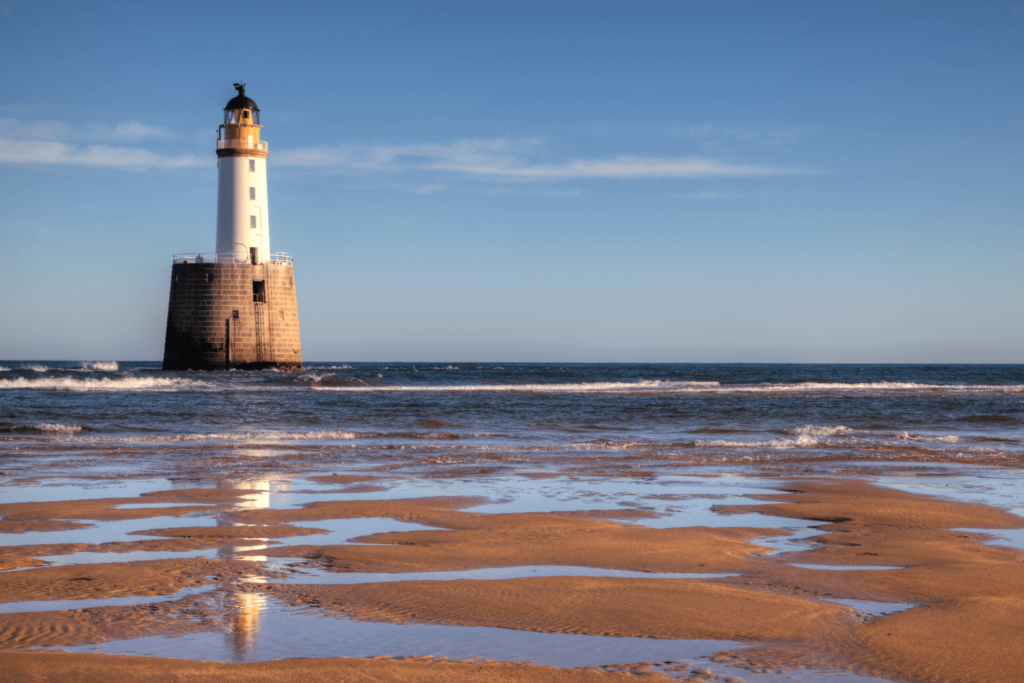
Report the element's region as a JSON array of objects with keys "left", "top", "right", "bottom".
[{"left": 162, "top": 84, "right": 303, "bottom": 371}]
